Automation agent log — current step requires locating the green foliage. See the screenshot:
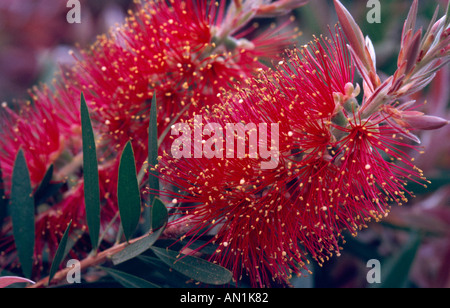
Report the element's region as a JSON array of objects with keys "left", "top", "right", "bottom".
[
  {"left": 111, "top": 197, "right": 168, "bottom": 266},
  {"left": 33, "top": 164, "right": 54, "bottom": 205},
  {"left": 148, "top": 94, "right": 159, "bottom": 206},
  {"left": 151, "top": 197, "right": 168, "bottom": 231},
  {"left": 118, "top": 141, "right": 141, "bottom": 242},
  {"left": 48, "top": 220, "right": 72, "bottom": 285},
  {"left": 10, "top": 149, "right": 35, "bottom": 279},
  {"left": 80, "top": 92, "right": 101, "bottom": 251},
  {"left": 150, "top": 247, "right": 233, "bottom": 286},
  {"left": 101, "top": 267, "right": 160, "bottom": 288},
  {"left": 111, "top": 227, "right": 165, "bottom": 266},
  {"left": 33, "top": 164, "right": 64, "bottom": 207}
]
